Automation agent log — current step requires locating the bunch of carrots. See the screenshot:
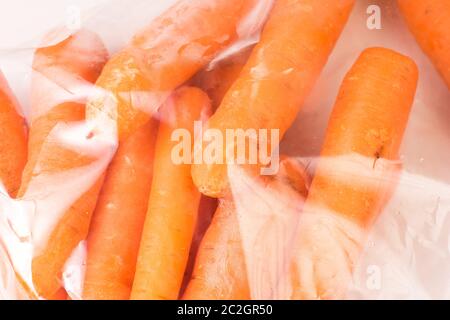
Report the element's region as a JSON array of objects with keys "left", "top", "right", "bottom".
[{"left": 0, "top": 0, "right": 448, "bottom": 300}]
